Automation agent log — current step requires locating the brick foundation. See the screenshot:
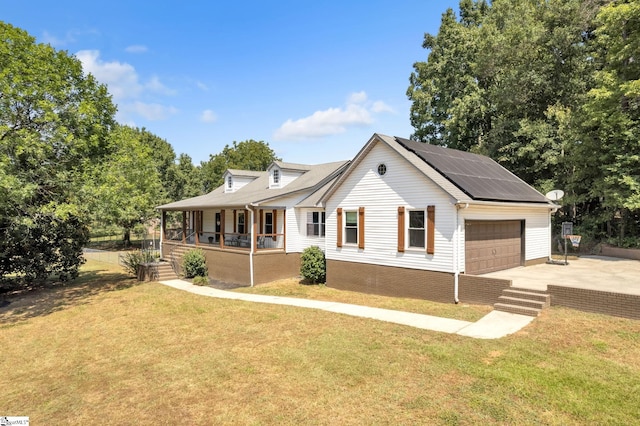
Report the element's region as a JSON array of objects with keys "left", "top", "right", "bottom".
[
  {"left": 601, "top": 246, "right": 640, "bottom": 261},
  {"left": 327, "top": 260, "right": 455, "bottom": 303},
  {"left": 202, "top": 247, "right": 300, "bottom": 286},
  {"left": 202, "top": 248, "right": 251, "bottom": 285},
  {"left": 458, "top": 274, "right": 512, "bottom": 305},
  {"left": 253, "top": 251, "right": 301, "bottom": 285},
  {"left": 548, "top": 285, "right": 640, "bottom": 320}
]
